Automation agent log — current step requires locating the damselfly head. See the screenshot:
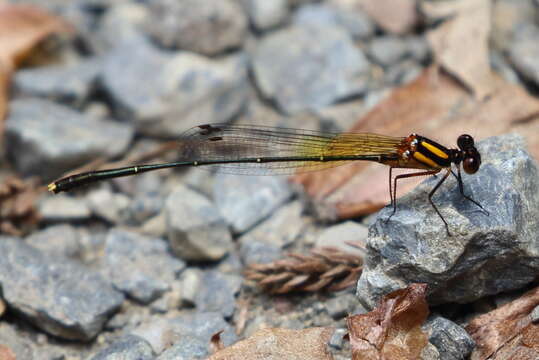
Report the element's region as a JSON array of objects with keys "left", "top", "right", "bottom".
[
  {"left": 458, "top": 135, "right": 481, "bottom": 174},
  {"left": 457, "top": 134, "right": 474, "bottom": 150}
]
